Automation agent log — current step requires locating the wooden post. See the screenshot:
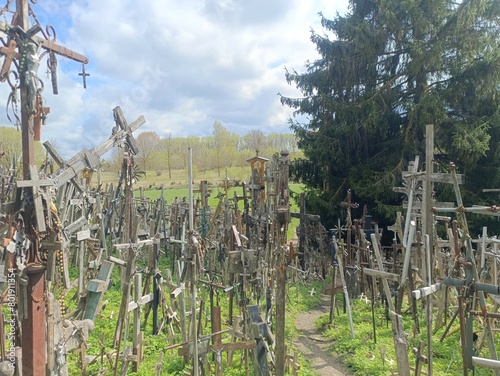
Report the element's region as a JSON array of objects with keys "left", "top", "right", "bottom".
[
  {"left": 424, "top": 235, "right": 433, "bottom": 376},
  {"left": 247, "top": 305, "right": 270, "bottom": 376},
  {"left": 133, "top": 273, "right": 142, "bottom": 372},
  {"left": 422, "top": 124, "right": 434, "bottom": 285},
  {"left": 371, "top": 233, "right": 410, "bottom": 376},
  {"left": 275, "top": 261, "right": 286, "bottom": 376},
  {"left": 175, "top": 260, "right": 188, "bottom": 343},
  {"left": 212, "top": 306, "right": 223, "bottom": 376},
  {"left": 14, "top": 2, "right": 46, "bottom": 370},
  {"left": 274, "top": 150, "right": 291, "bottom": 376},
  {"left": 333, "top": 240, "right": 355, "bottom": 338},
  {"left": 329, "top": 265, "right": 337, "bottom": 323}
]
